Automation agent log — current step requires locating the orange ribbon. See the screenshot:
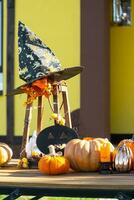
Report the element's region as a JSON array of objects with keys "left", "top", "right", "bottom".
[{"left": 21, "top": 78, "right": 52, "bottom": 104}]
